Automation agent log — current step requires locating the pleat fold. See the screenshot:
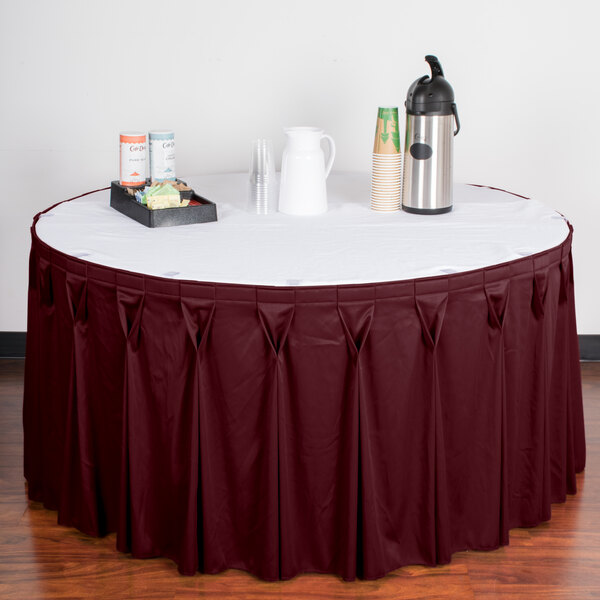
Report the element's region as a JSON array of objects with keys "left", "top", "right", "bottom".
[
  {"left": 533, "top": 261, "right": 553, "bottom": 523},
  {"left": 565, "top": 249, "right": 586, "bottom": 474},
  {"left": 484, "top": 270, "right": 510, "bottom": 545},
  {"left": 337, "top": 288, "right": 375, "bottom": 578},
  {"left": 179, "top": 290, "right": 216, "bottom": 574},
  {"left": 414, "top": 280, "right": 450, "bottom": 564},
  {"left": 58, "top": 272, "right": 98, "bottom": 535},
  {"left": 38, "top": 256, "right": 54, "bottom": 308},
  {"left": 116, "top": 285, "right": 145, "bottom": 555},
  {"left": 34, "top": 257, "right": 70, "bottom": 508},
  {"left": 256, "top": 289, "right": 295, "bottom": 579}
]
